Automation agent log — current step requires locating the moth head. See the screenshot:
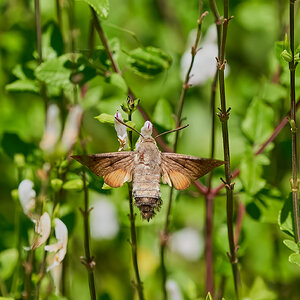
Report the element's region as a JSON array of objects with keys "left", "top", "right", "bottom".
[{"left": 141, "top": 121, "right": 153, "bottom": 137}]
